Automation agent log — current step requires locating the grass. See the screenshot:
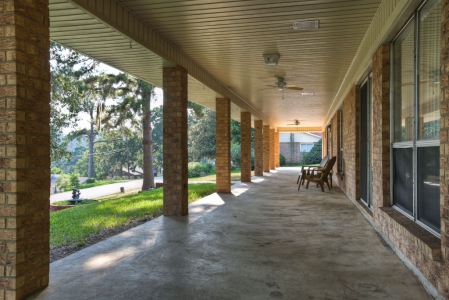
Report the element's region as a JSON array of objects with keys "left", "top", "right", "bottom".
[
  {"left": 52, "top": 200, "right": 98, "bottom": 206},
  {"left": 50, "top": 183, "right": 216, "bottom": 249},
  {"left": 78, "top": 179, "right": 129, "bottom": 190},
  {"left": 188, "top": 169, "right": 254, "bottom": 181}
]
